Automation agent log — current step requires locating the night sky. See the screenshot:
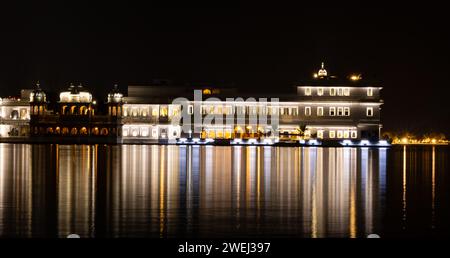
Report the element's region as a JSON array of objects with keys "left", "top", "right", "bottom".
[{"left": 0, "top": 3, "right": 449, "bottom": 135}]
